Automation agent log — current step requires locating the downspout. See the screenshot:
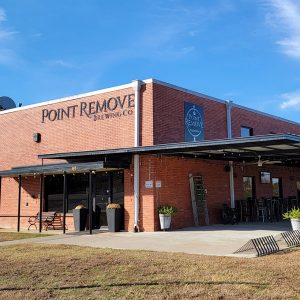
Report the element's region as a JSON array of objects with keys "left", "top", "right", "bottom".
[
  {"left": 226, "top": 100, "right": 235, "bottom": 208},
  {"left": 132, "top": 80, "right": 142, "bottom": 232},
  {"left": 226, "top": 100, "right": 232, "bottom": 140}
]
